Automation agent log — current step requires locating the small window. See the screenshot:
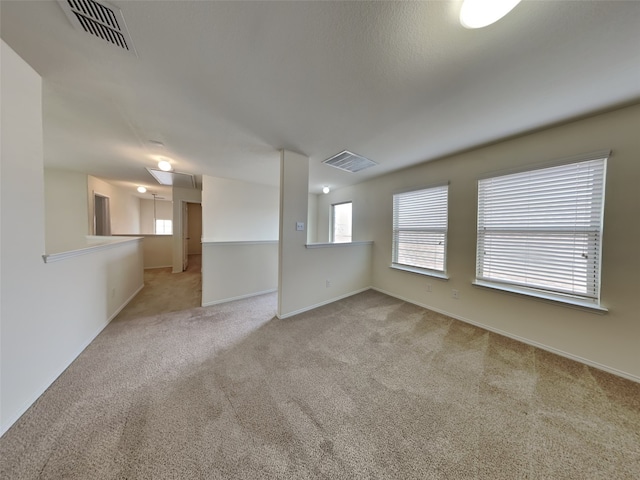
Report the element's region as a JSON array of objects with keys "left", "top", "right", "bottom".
[
  {"left": 475, "top": 154, "right": 607, "bottom": 306},
  {"left": 155, "top": 219, "right": 172, "bottom": 235},
  {"left": 331, "top": 202, "right": 352, "bottom": 243},
  {"left": 392, "top": 184, "right": 448, "bottom": 275}
]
